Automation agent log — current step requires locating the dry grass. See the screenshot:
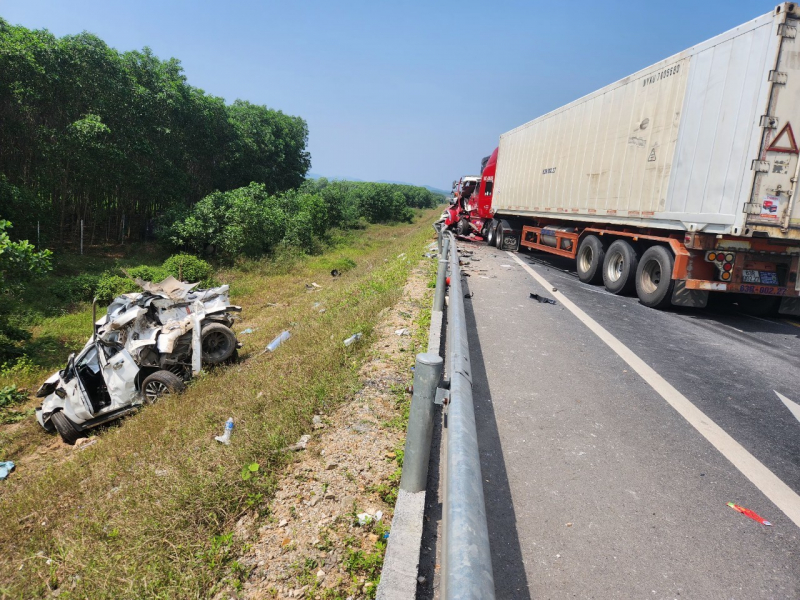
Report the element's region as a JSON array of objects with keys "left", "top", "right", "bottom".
[{"left": 0, "top": 211, "right": 440, "bottom": 599}]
